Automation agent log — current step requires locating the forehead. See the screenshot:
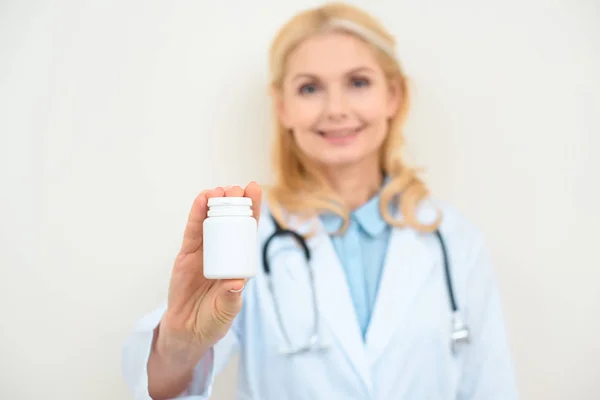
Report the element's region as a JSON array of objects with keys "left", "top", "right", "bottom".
[{"left": 285, "top": 31, "right": 381, "bottom": 78}]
